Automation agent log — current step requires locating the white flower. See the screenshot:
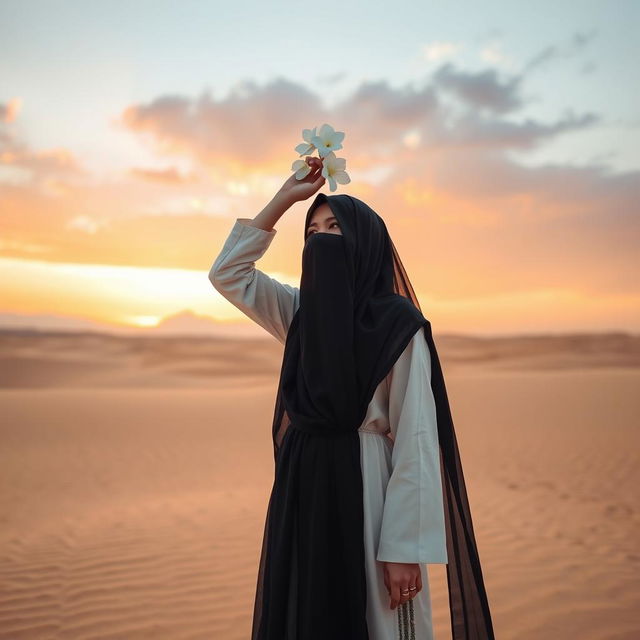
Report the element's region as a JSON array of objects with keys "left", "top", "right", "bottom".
[
  {"left": 321, "top": 151, "right": 351, "bottom": 192},
  {"left": 291, "top": 158, "right": 312, "bottom": 179},
  {"left": 311, "top": 123, "right": 345, "bottom": 158},
  {"left": 294, "top": 126, "right": 319, "bottom": 156},
  {"left": 290, "top": 124, "right": 350, "bottom": 191}
]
